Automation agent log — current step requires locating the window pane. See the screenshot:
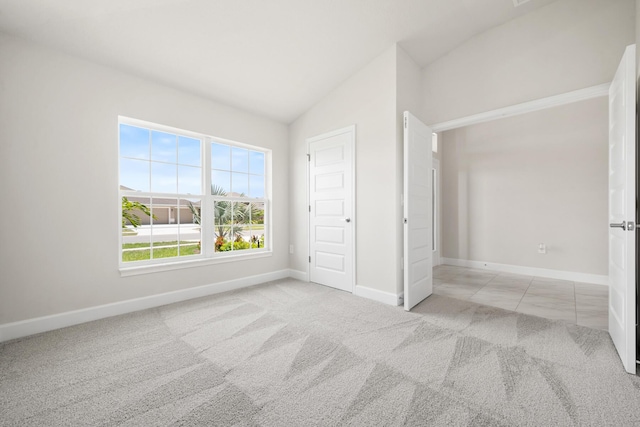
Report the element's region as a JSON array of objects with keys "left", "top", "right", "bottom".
[
  {"left": 231, "top": 147, "right": 249, "bottom": 173},
  {"left": 234, "top": 202, "right": 251, "bottom": 251},
  {"left": 151, "top": 162, "right": 177, "bottom": 193},
  {"left": 253, "top": 201, "right": 265, "bottom": 249},
  {"left": 120, "top": 124, "right": 149, "bottom": 160},
  {"left": 212, "top": 170, "right": 230, "bottom": 194},
  {"left": 151, "top": 198, "right": 179, "bottom": 260},
  {"left": 252, "top": 202, "right": 265, "bottom": 225},
  {"left": 122, "top": 240, "right": 151, "bottom": 262},
  {"left": 151, "top": 131, "right": 177, "bottom": 163},
  {"left": 213, "top": 200, "right": 230, "bottom": 251},
  {"left": 178, "top": 136, "right": 201, "bottom": 166},
  {"left": 211, "top": 142, "right": 230, "bottom": 170},
  {"left": 231, "top": 172, "right": 248, "bottom": 196},
  {"left": 178, "top": 165, "right": 201, "bottom": 195},
  {"left": 246, "top": 202, "right": 261, "bottom": 250},
  {"left": 182, "top": 198, "right": 201, "bottom": 226},
  {"left": 213, "top": 200, "right": 229, "bottom": 226},
  {"left": 122, "top": 195, "right": 152, "bottom": 262},
  {"left": 249, "top": 151, "right": 265, "bottom": 176},
  {"left": 120, "top": 158, "right": 150, "bottom": 192},
  {"left": 178, "top": 198, "right": 201, "bottom": 257},
  {"left": 249, "top": 175, "right": 264, "bottom": 198}
]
